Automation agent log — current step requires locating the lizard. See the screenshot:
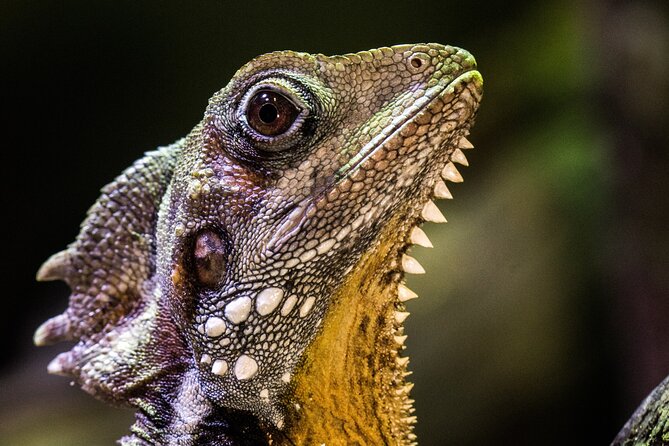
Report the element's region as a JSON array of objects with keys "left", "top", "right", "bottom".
[{"left": 34, "top": 43, "right": 483, "bottom": 445}]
